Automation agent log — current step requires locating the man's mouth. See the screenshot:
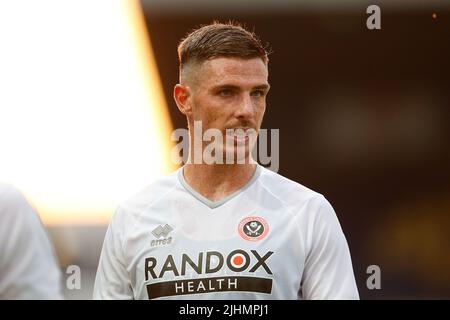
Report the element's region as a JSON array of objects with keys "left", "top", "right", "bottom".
[{"left": 225, "top": 128, "right": 255, "bottom": 144}]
